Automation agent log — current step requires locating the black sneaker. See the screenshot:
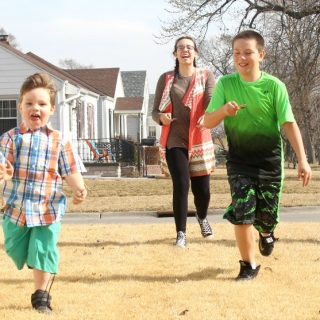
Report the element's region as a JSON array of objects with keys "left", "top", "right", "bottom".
[
  {"left": 195, "top": 214, "right": 214, "bottom": 239},
  {"left": 235, "top": 260, "right": 261, "bottom": 281},
  {"left": 259, "top": 232, "right": 277, "bottom": 256},
  {"left": 175, "top": 231, "right": 186, "bottom": 248},
  {"left": 31, "top": 289, "right": 52, "bottom": 314}
]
